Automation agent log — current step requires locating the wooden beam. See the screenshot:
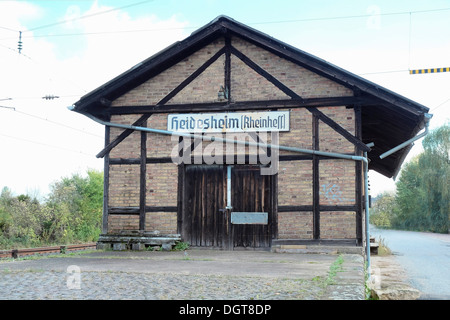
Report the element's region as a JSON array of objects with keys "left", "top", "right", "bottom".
[
  {"left": 108, "top": 153, "right": 359, "bottom": 166},
  {"left": 277, "top": 205, "right": 357, "bottom": 212},
  {"left": 177, "top": 159, "right": 185, "bottom": 235},
  {"left": 320, "top": 205, "right": 357, "bottom": 211},
  {"left": 96, "top": 46, "right": 227, "bottom": 158},
  {"left": 103, "top": 96, "right": 374, "bottom": 115},
  {"left": 109, "top": 206, "right": 178, "bottom": 214},
  {"left": 230, "top": 45, "right": 370, "bottom": 152},
  {"left": 107, "top": 204, "right": 358, "bottom": 214},
  {"left": 312, "top": 114, "right": 320, "bottom": 240},
  {"left": 146, "top": 206, "right": 178, "bottom": 212},
  {"left": 97, "top": 114, "right": 150, "bottom": 158},
  {"left": 278, "top": 205, "right": 313, "bottom": 212},
  {"left": 102, "top": 126, "right": 110, "bottom": 234},
  {"left": 224, "top": 36, "right": 231, "bottom": 101},
  {"left": 110, "top": 157, "right": 175, "bottom": 165},
  {"left": 139, "top": 121, "right": 147, "bottom": 231},
  {"left": 354, "top": 105, "right": 363, "bottom": 244},
  {"left": 271, "top": 172, "right": 278, "bottom": 240},
  {"left": 230, "top": 45, "right": 304, "bottom": 103},
  {"left": 109, "top": 207, "right": 140, "bottom": 214}
]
